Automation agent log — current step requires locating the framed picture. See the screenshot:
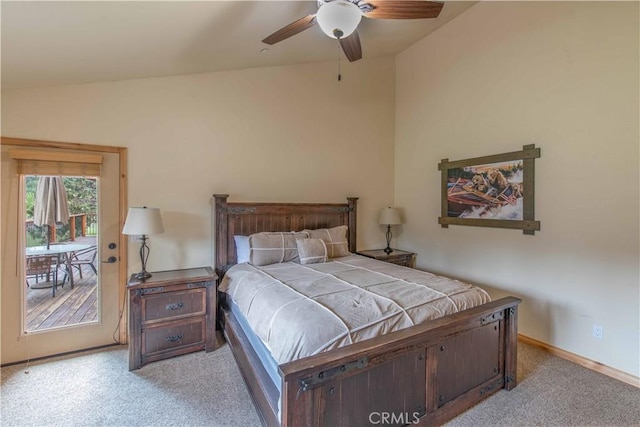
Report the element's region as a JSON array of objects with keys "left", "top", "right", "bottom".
[{"left": 438, "top": 144, "right": 541, "bottom": 234}]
